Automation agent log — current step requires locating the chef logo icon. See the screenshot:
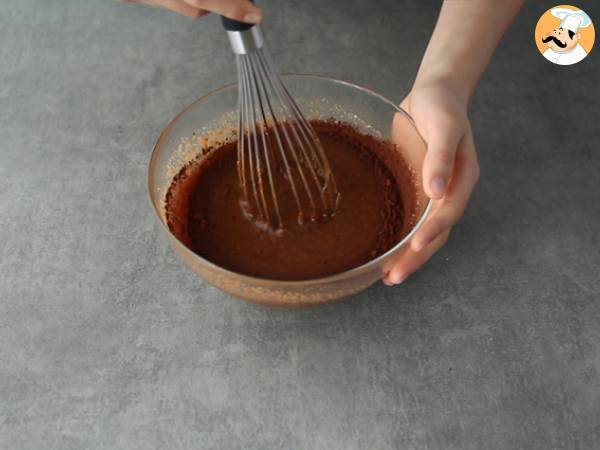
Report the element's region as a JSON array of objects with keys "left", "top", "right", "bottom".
[{"left": 535, "top": 5, "right": 595, "bottom": 65}]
